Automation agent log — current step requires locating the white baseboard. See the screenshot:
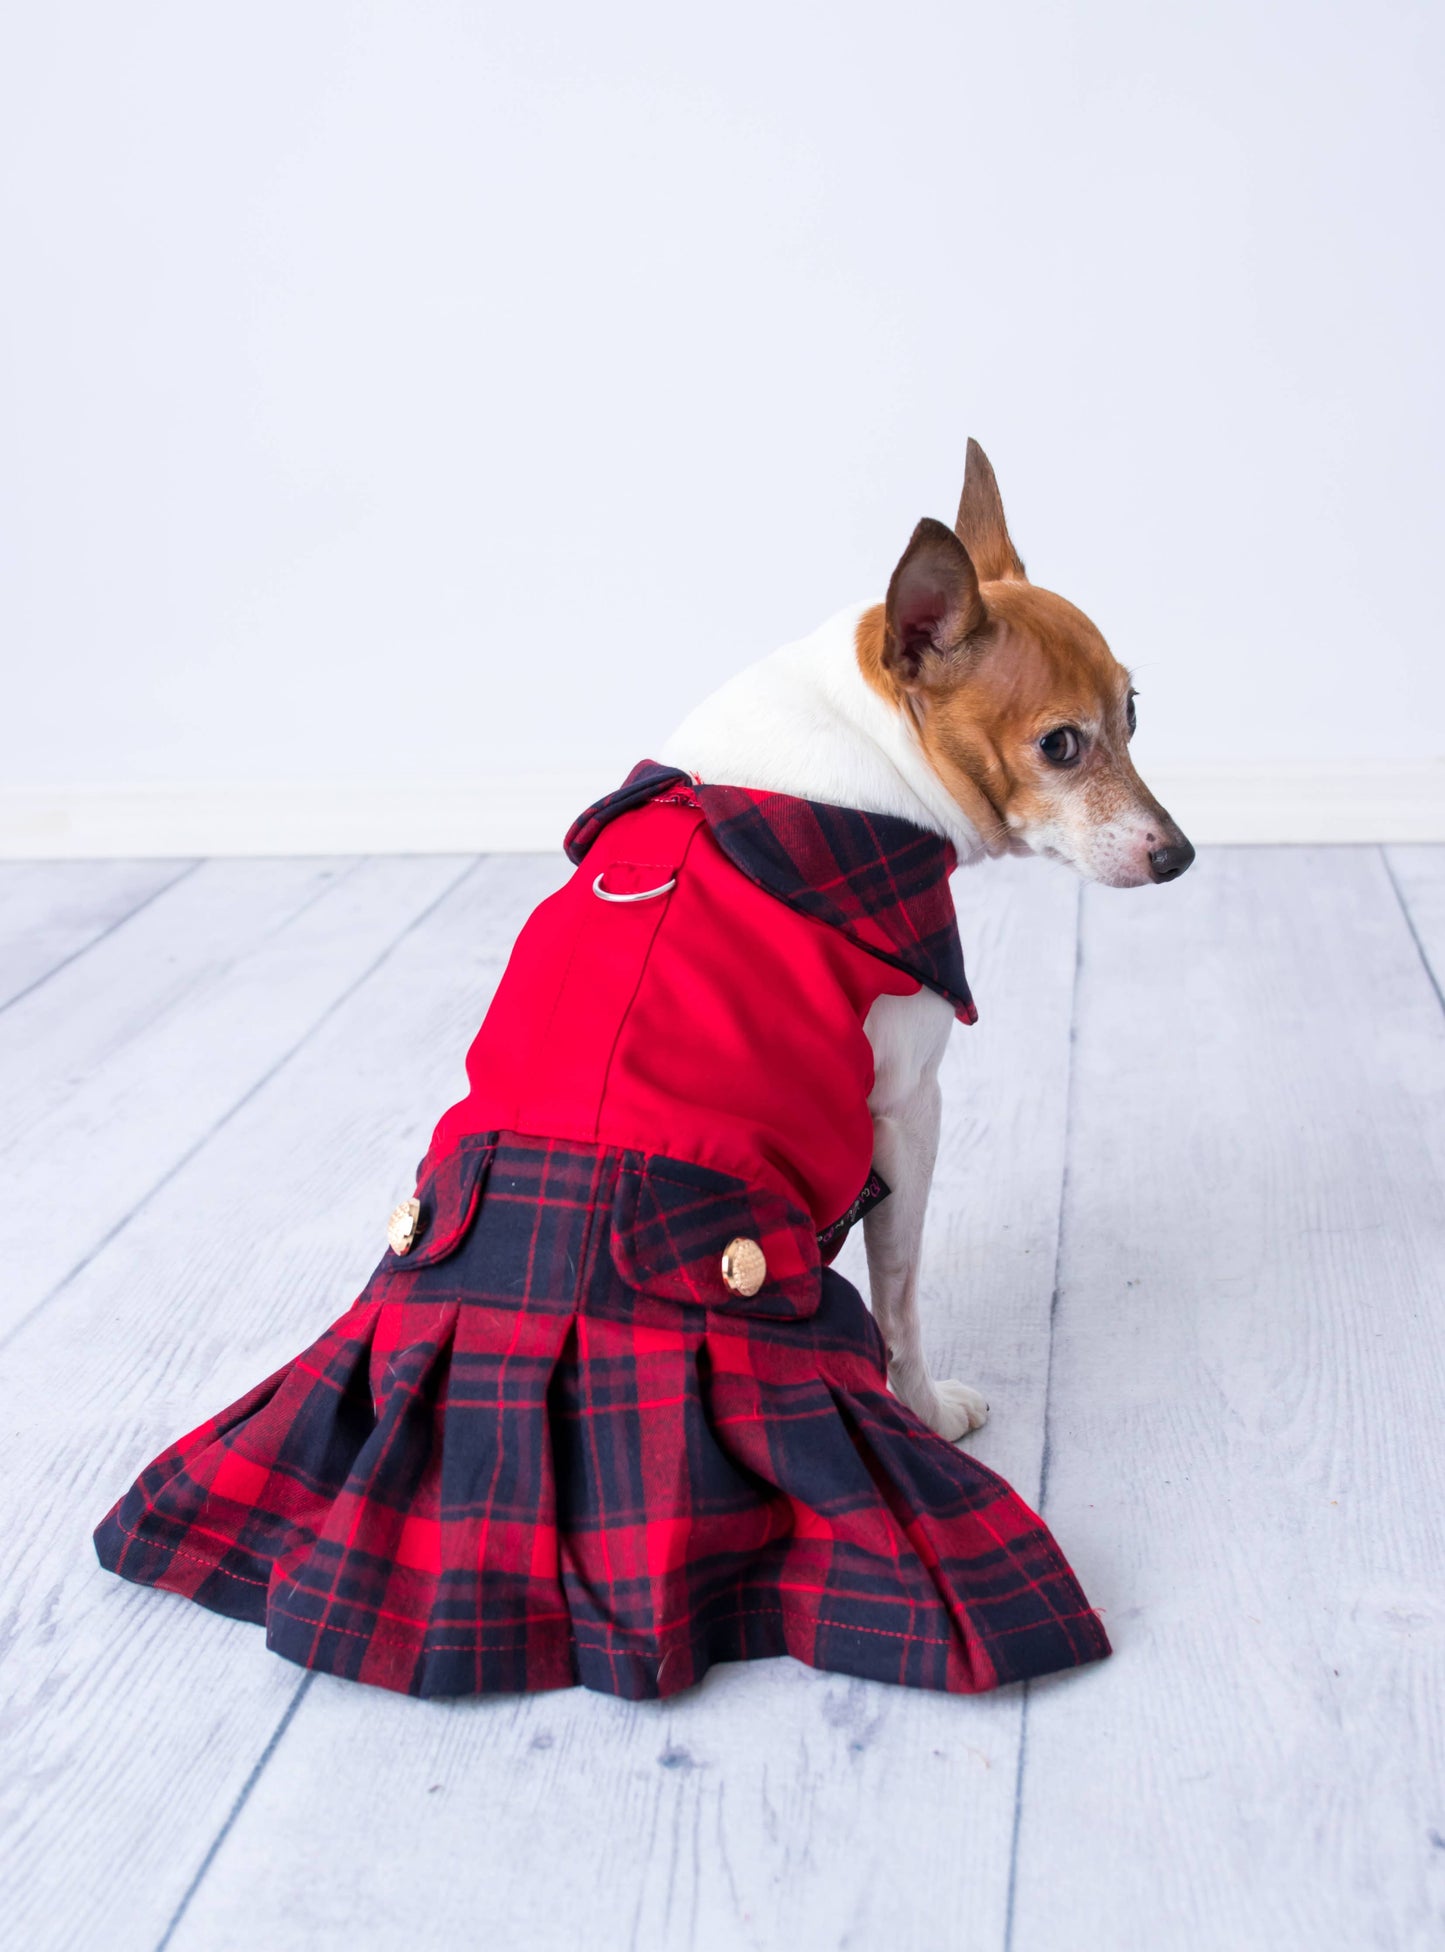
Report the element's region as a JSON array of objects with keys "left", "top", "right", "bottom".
[
  {"left": 0, "top": 776, "right": 604, "bottom": 860},
  {"left": 2, "top": 762, "right": 1443, "bottom": 858},
  {"left": 1147, "top": 761, "right": 1445, "bottom": 845}
]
